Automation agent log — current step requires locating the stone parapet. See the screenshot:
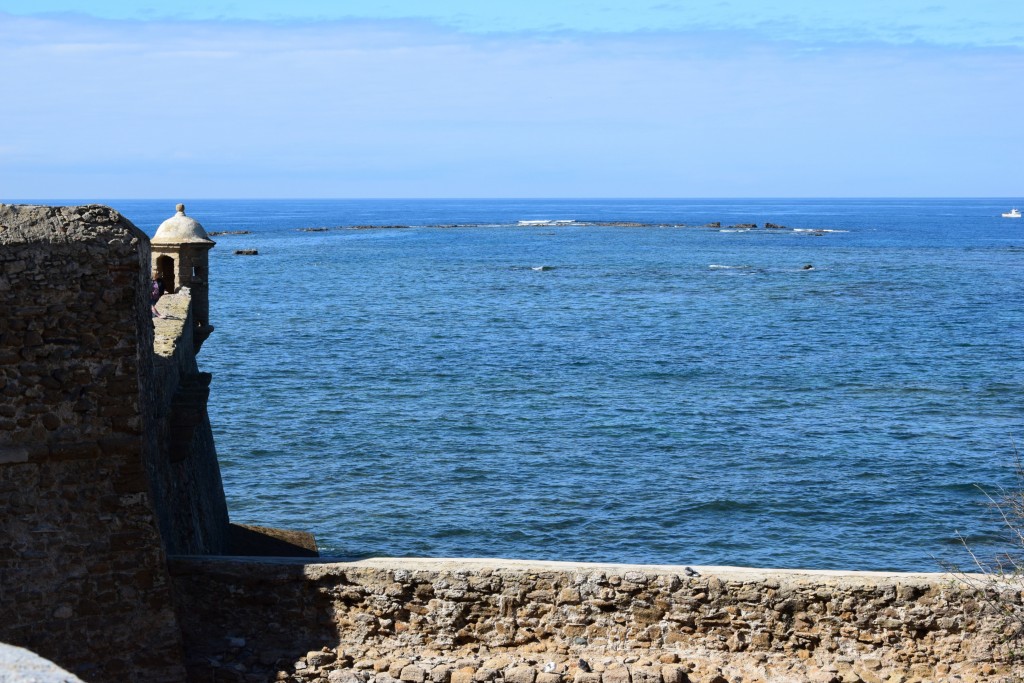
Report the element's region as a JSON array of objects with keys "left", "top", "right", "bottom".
[{"left": 169, "top": 557, "right": 1022, "bottom": 683}]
